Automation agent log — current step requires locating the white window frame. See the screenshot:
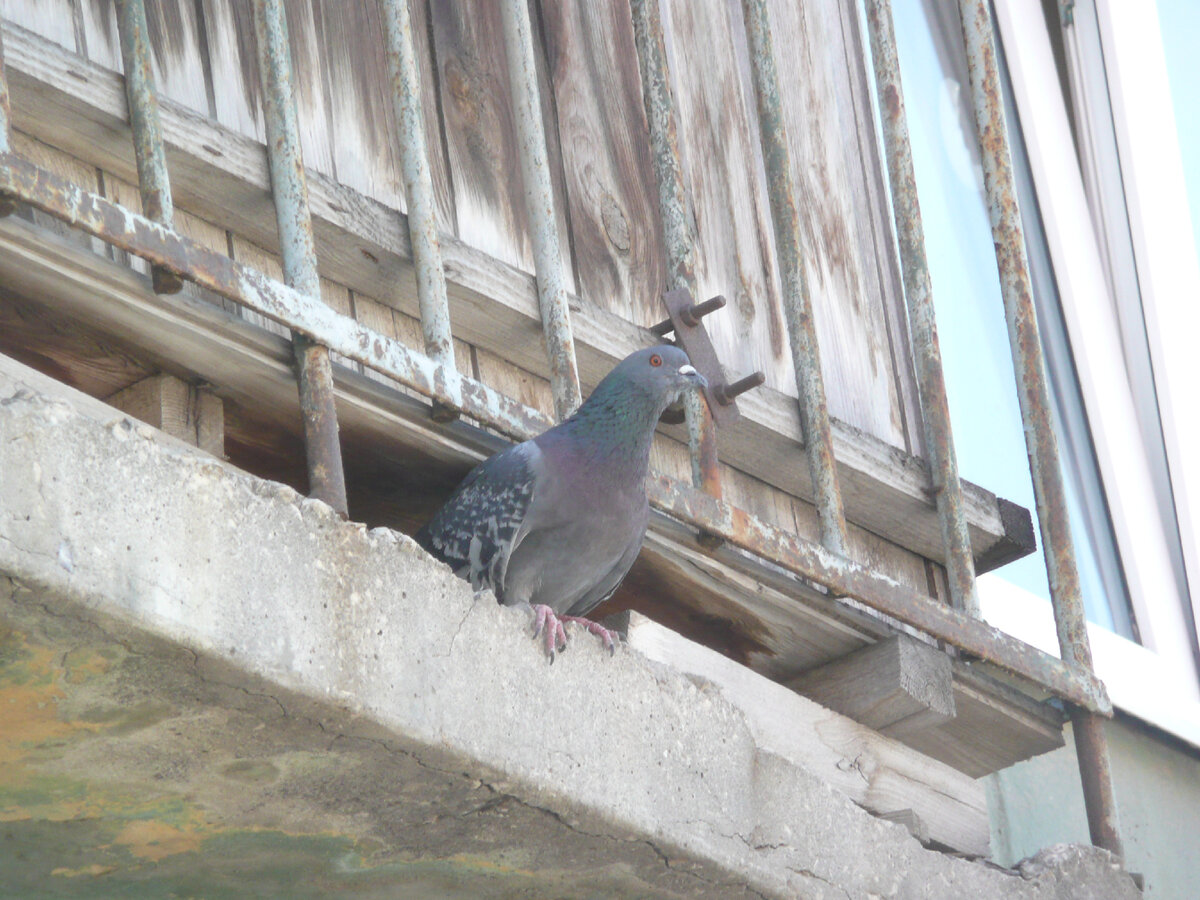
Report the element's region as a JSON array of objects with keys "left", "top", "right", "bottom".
[{"left": 991, "top": 0, "right": 1200, "bottom": 741}]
